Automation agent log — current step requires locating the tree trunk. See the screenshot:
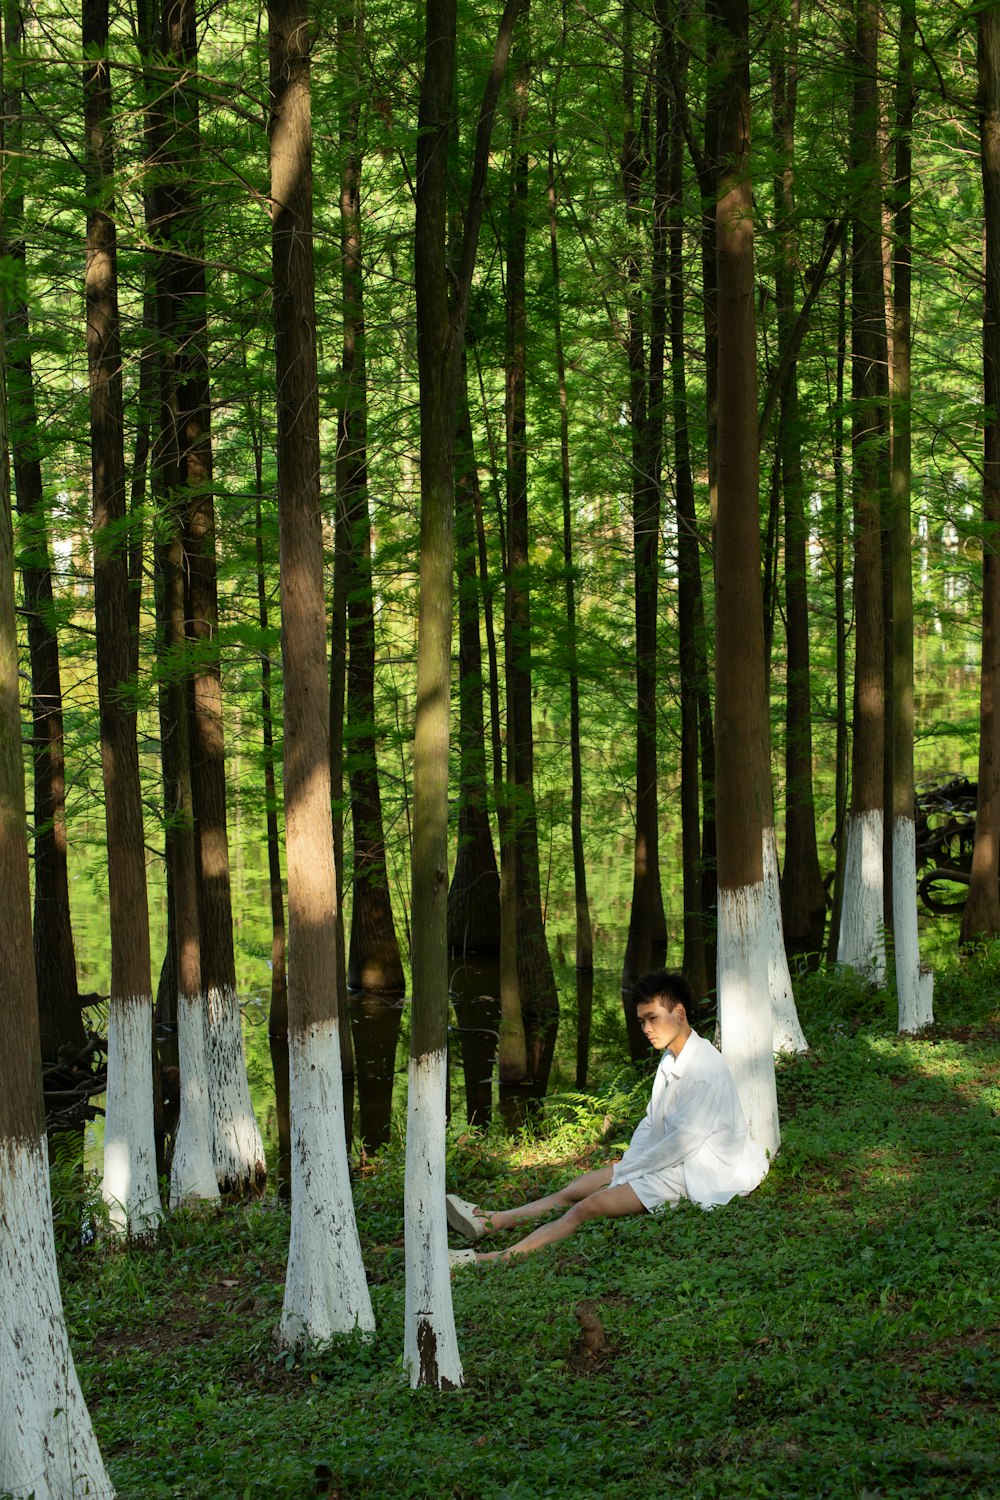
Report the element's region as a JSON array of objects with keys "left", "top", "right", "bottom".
[
  {"left": 2, "top": 0, "right": 86, "bottom": 1099},
  {"left": 253, "top": 453, "right": 290, "bottom": 1196},
  {"left": 963, "top": 3, "right": 1000, "bottom": 945},
  {"left": 711, "top": 0, "right": 780, "bottom": 1155},
  {"left": 837, "top": 0, "right": 889, "bottom": 983},
  {"left": 621, "top": 0, "right": 667, "bottom": 1044},
  {"left": 151, "top": 0, "right": 265, "bottom": 1193},
  {"left": 771, "top": 0, "right": 826, "bottom": 969},
  {"left": 826, "top": 244, "right": 850, "bottom": 962},
  {"left": 405, "top": 0, "right": 521, "bottom": 1386},
  {"left": 269, "top": 0, "right": 374, "bottom": 1346},
  {"left": 448, "top": 360, "right": 501, "bottom": 958},
  {"left": 500, "top": 6, "right": 560, "bottom": 1115},
  {"left": 667, "top": 36, "right": 710, "bottom": 1003},
  {"left": 84, "top": 0, "right": 161, "bottom": 1241},
  {"left": 891, "top": 0, "right": 932, "bottom": 1028},
  {"left": 0, "top": 277, "right": 113, "bottom": 1496},
  {"left": 338, "top": 7, "right": 405, "bottom": 999}
]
